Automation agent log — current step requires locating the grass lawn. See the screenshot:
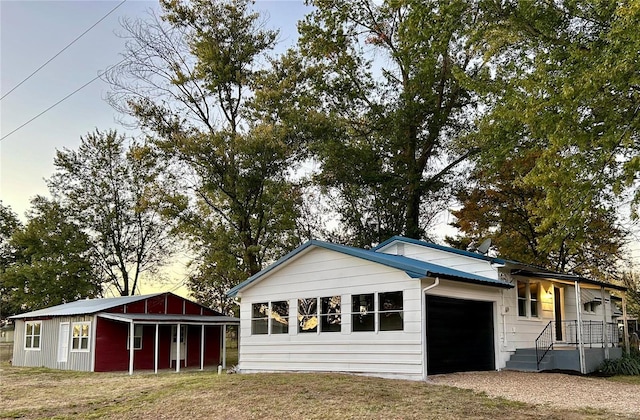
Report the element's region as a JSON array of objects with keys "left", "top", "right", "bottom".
[{"left": 0, "top": 365, "right": 630, "bottom": 420}]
